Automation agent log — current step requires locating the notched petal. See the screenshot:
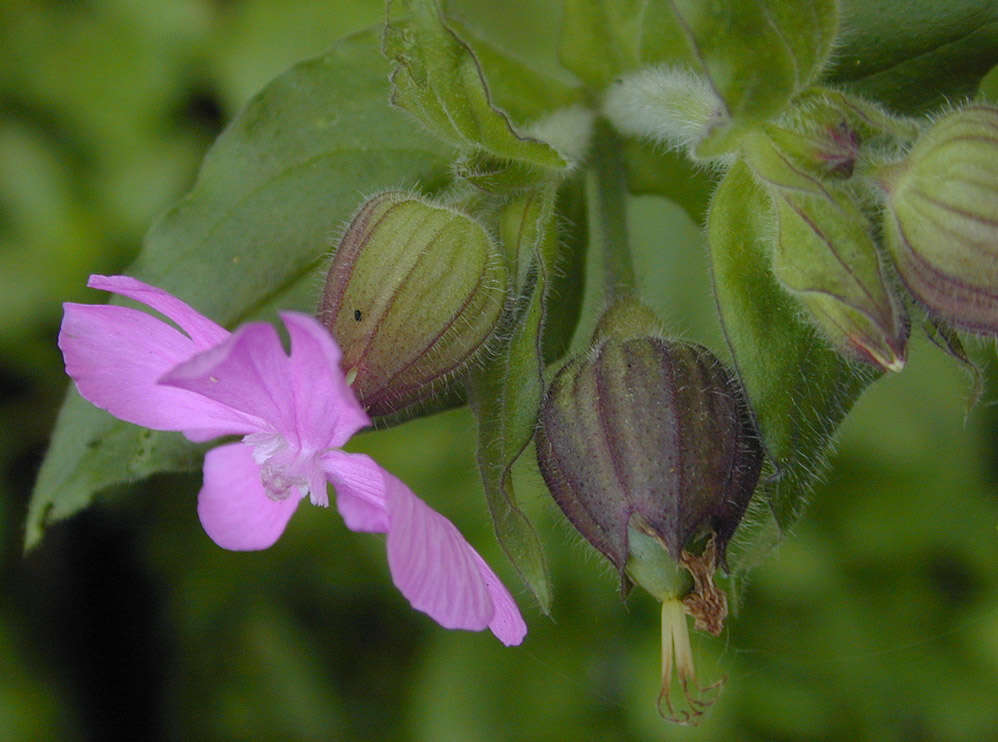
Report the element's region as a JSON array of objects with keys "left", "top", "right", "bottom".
[
  {"left": 59, "top": 302, "right": 255, "bottom": 437},
  {"left": 86, "top": 274, "right": 228, "bottom": 349}
]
